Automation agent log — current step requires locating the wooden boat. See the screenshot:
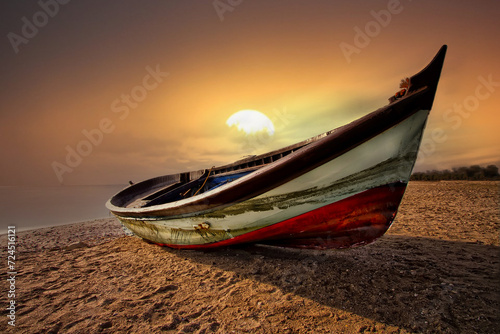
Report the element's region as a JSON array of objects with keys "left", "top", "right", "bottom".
[{"left": 106, "top": 45, "right": 447, "bottom": 249}]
